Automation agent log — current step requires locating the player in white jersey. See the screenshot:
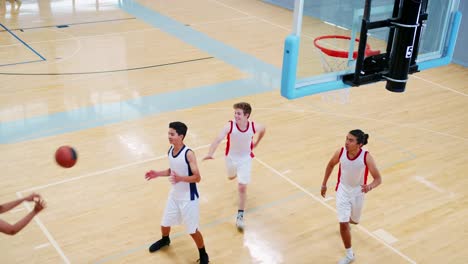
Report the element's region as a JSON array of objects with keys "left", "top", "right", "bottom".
[
  {"left": 321, "top": 129, "right": 382, "bottom": 264},
  {"left": 145, "top": 122, "right": 209, "bottom": 264},
  {"left": 203, "top": 102, "right": 266, "bottom": 231}
]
